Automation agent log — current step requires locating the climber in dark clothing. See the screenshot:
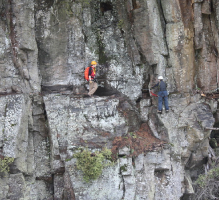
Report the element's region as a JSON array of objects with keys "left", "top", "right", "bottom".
[{"left": 151, "top": 76, "right": 169, "bottom": 113}]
